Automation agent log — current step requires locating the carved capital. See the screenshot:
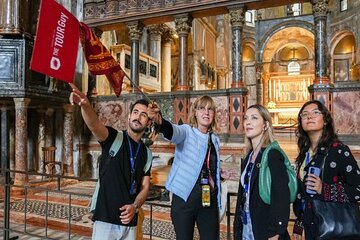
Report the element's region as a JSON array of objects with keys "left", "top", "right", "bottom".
[
  {"left": 162, "top": 28, "right": 174, "bottom": 43},
  {"left": 229, "top": 7, "right": 245, "bottom": 28},
  {"left": 148, "top": 24, "right": 164, "bottom": 41},
  {"left": 311, "top": 0, "right": 329, "bottom": 17},
  {"left": 128, "top": 21, "right": 144, "bottom": 41},
  {"left": 175, "top": 15, "right": 193, "bottom": 35}
]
